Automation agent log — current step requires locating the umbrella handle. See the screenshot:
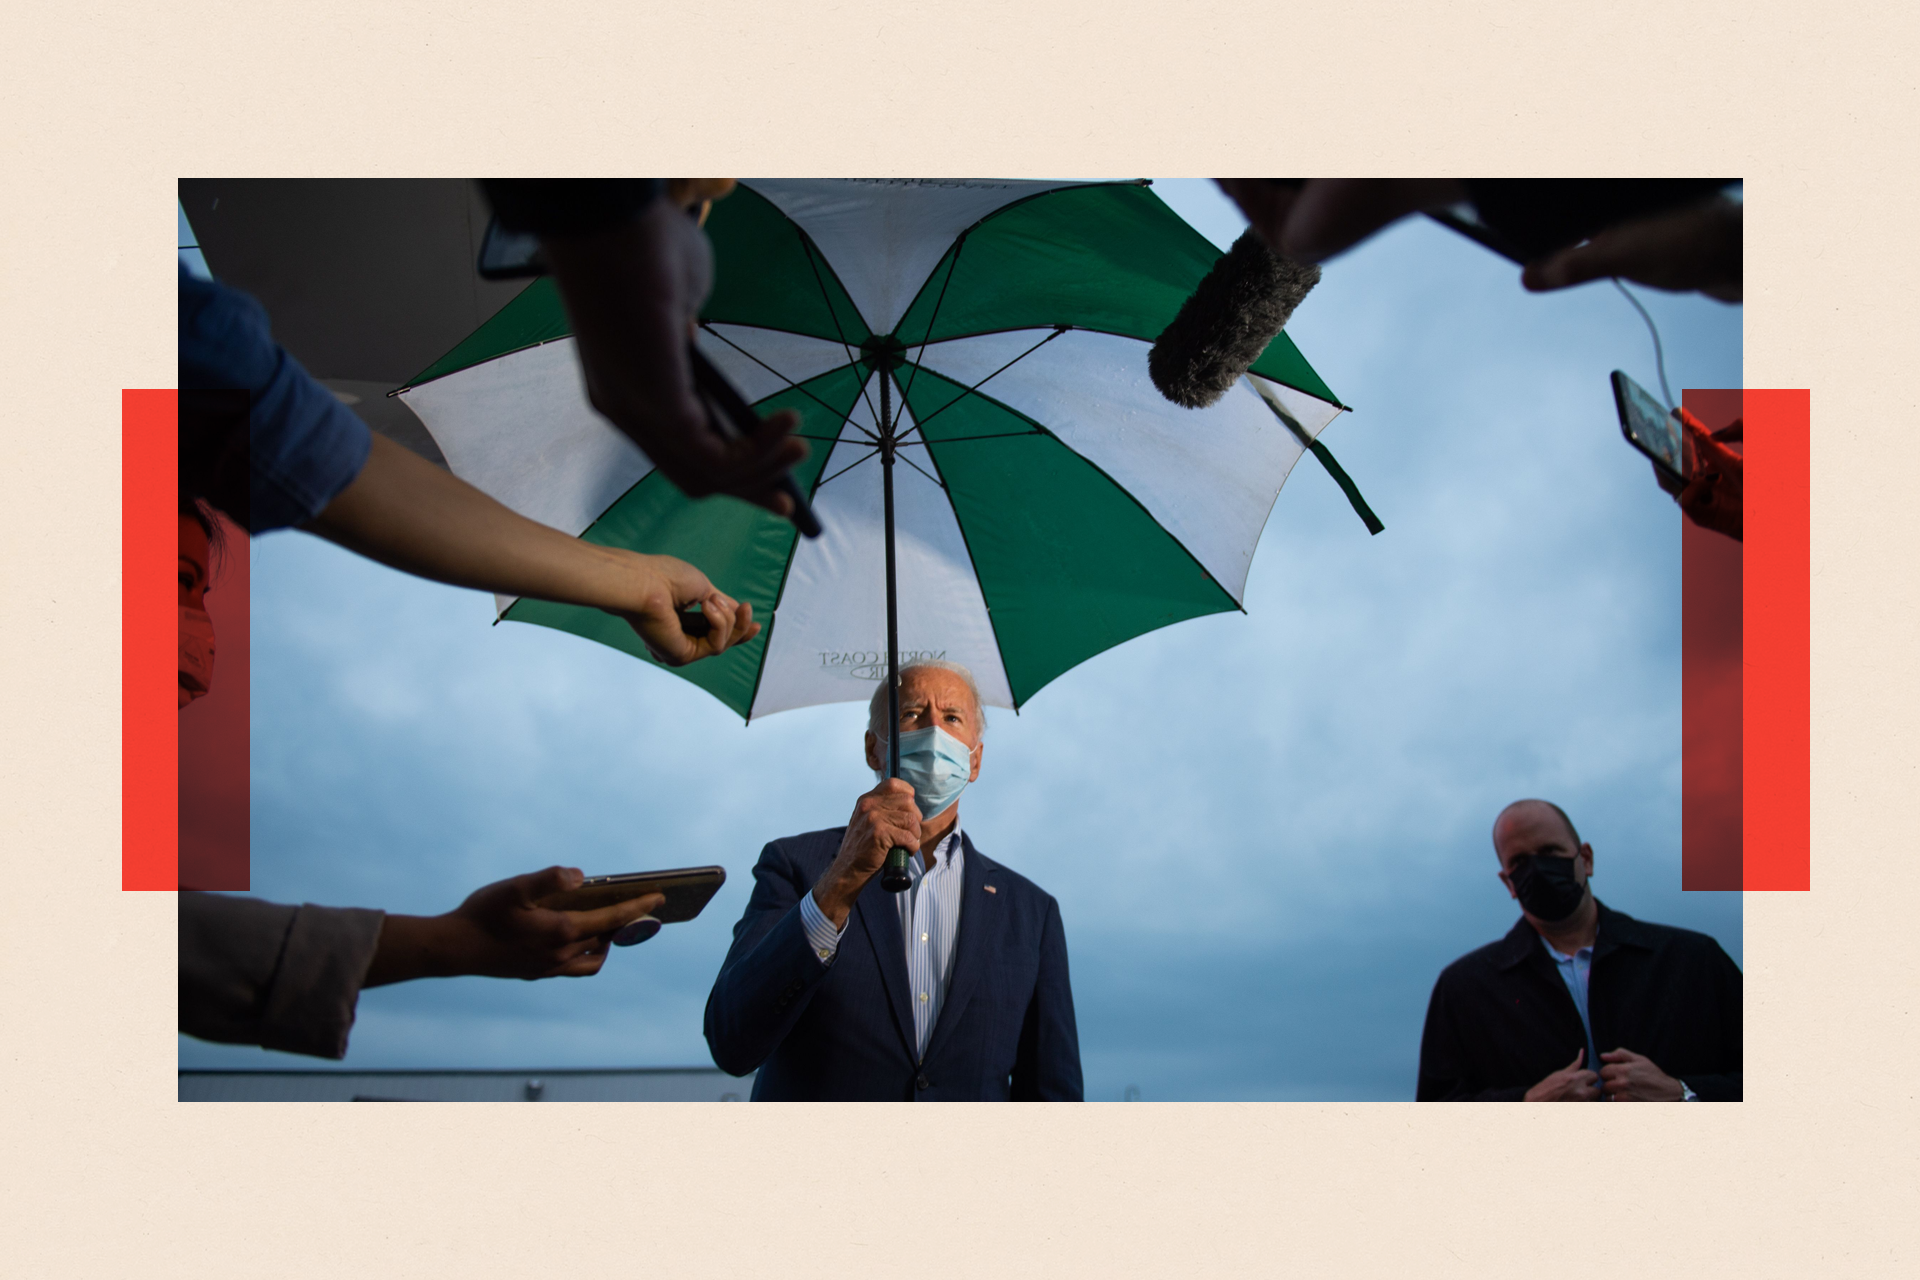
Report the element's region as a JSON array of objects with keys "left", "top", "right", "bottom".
[{"left": 881, "top": 846, "right": 912, "bottom": 893}]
